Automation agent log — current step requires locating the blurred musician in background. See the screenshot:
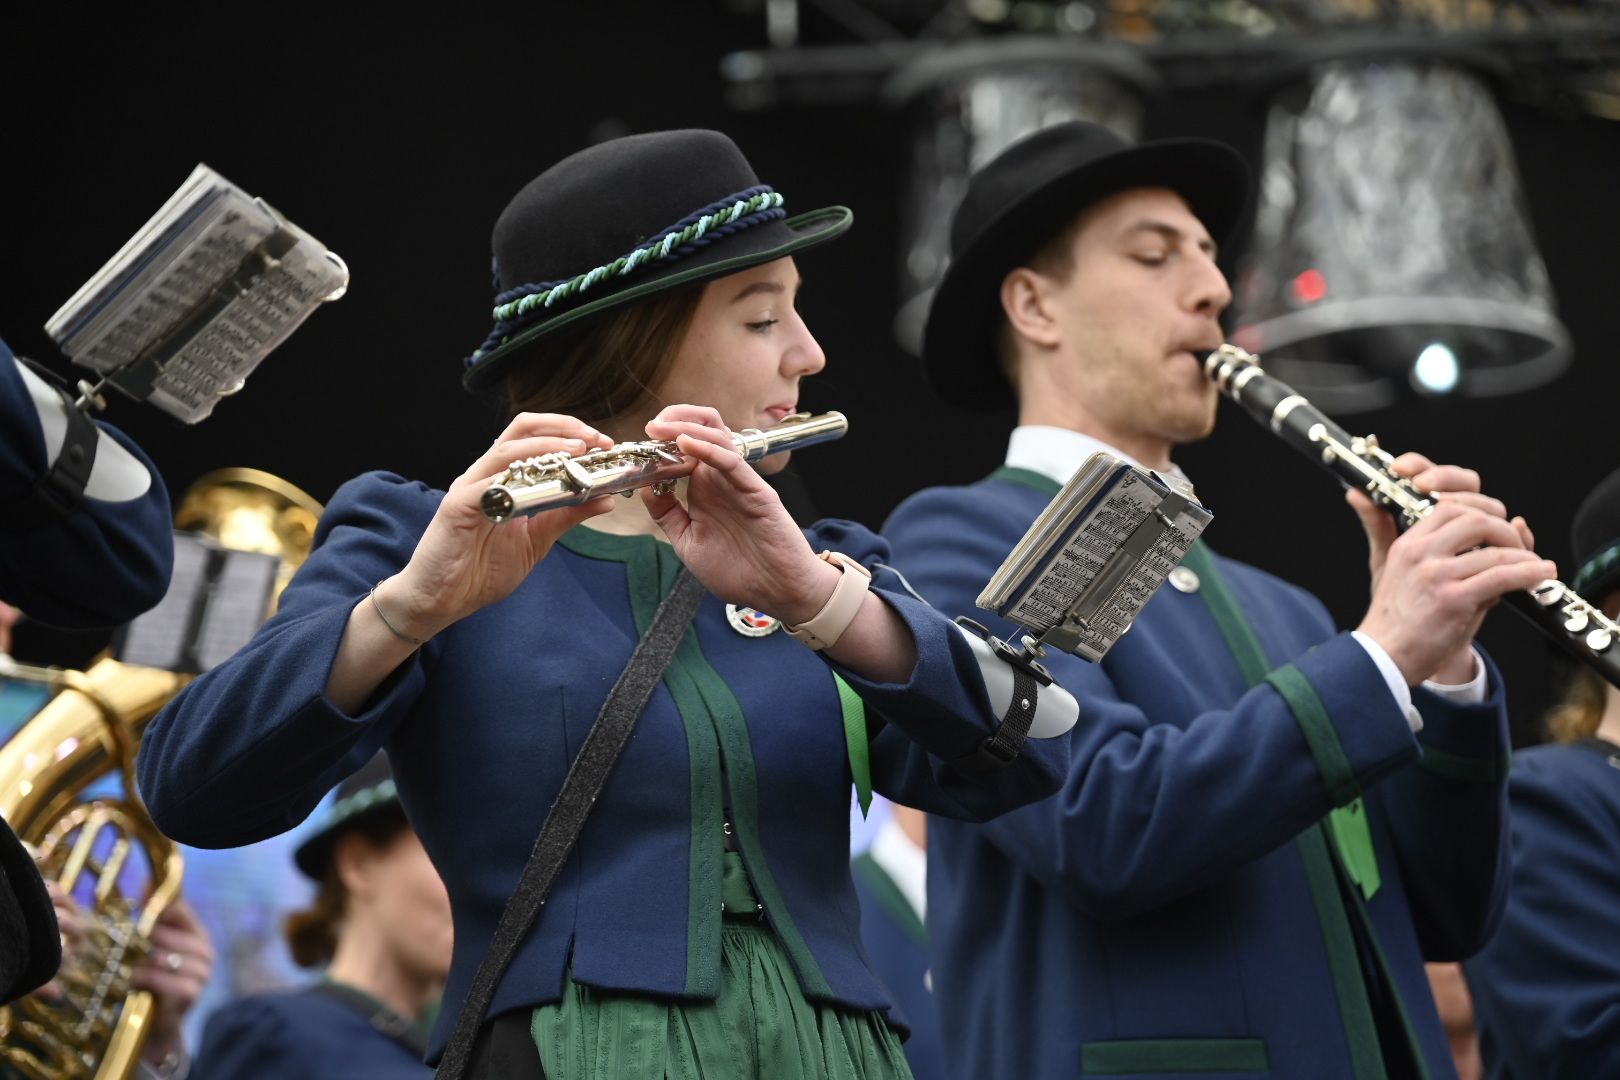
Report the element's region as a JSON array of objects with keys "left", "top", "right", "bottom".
[
  {"left": 193, "top": 755, "right": 447, "bottom": 1078},
  {"left": 1462, "top": 465, "right": 1620, "bottom": 1079},
  {"left": 883, "top": 121, "right": 1548, "bottom": 1079}
]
